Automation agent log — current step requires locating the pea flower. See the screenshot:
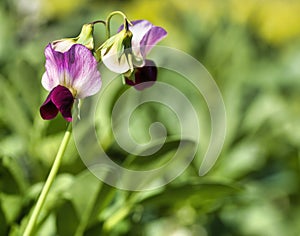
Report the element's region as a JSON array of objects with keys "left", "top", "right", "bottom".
[
  {"left": 98, "top": 20, "right": 138, "bottom": 74},
  {"left": 40, "top": 43, "right": 101, "bottom": 122},
  {"left": 99, "top": 20, "right": 167, "bottom": 89}
]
